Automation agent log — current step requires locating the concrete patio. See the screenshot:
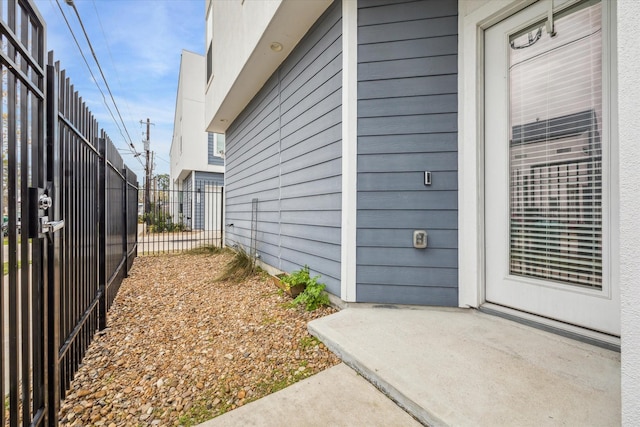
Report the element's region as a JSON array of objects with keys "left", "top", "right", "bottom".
[{"left": 200, "top": 305, "right": 620, "bottom": 426}]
